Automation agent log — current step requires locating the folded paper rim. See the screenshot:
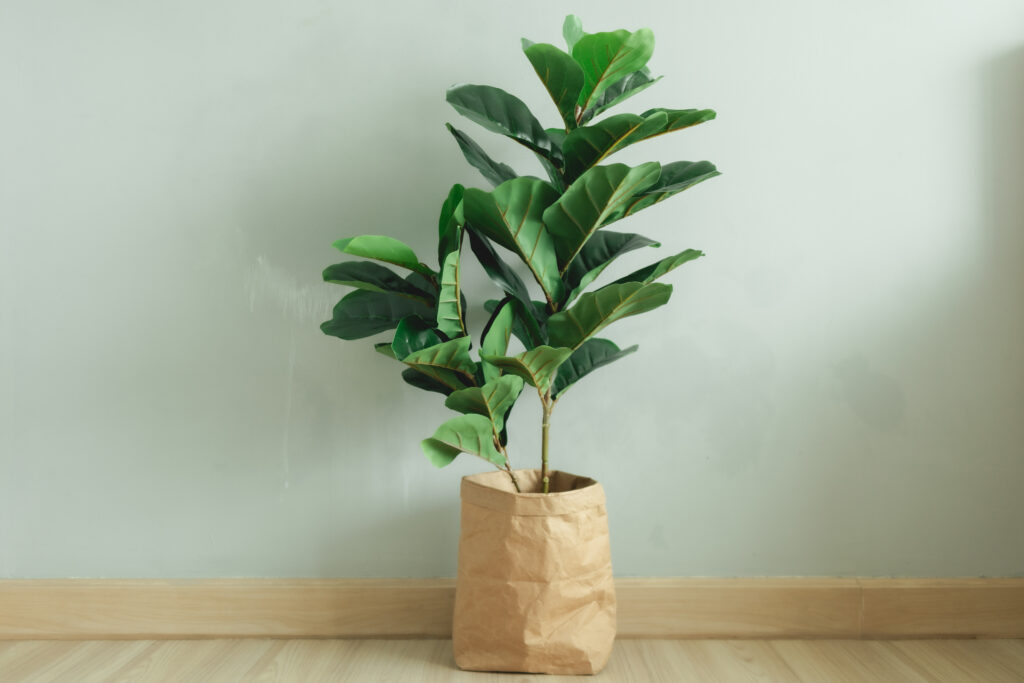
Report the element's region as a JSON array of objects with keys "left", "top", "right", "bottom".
[{"left": 460, "top": 469, "right": 606, "bottom": 516}]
